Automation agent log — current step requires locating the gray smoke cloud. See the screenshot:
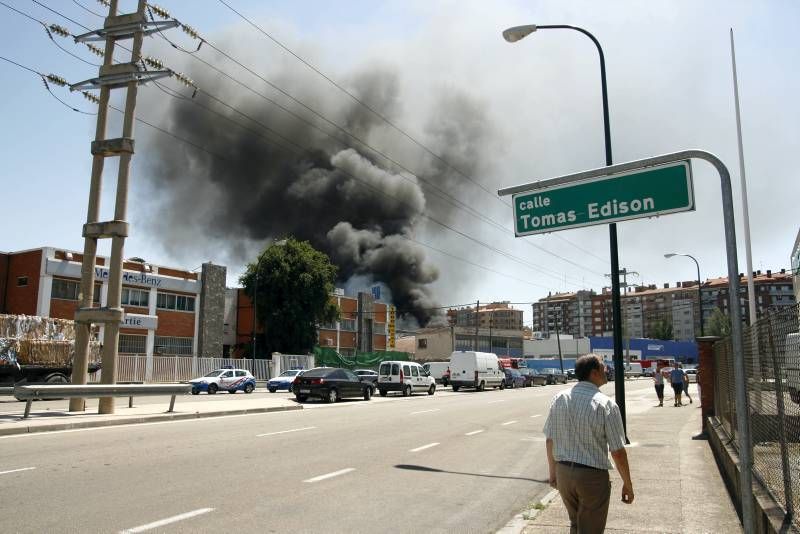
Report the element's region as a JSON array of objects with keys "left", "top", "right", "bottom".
[{"left": 138, "top": 45, "right": 498, "bottom": 326}]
